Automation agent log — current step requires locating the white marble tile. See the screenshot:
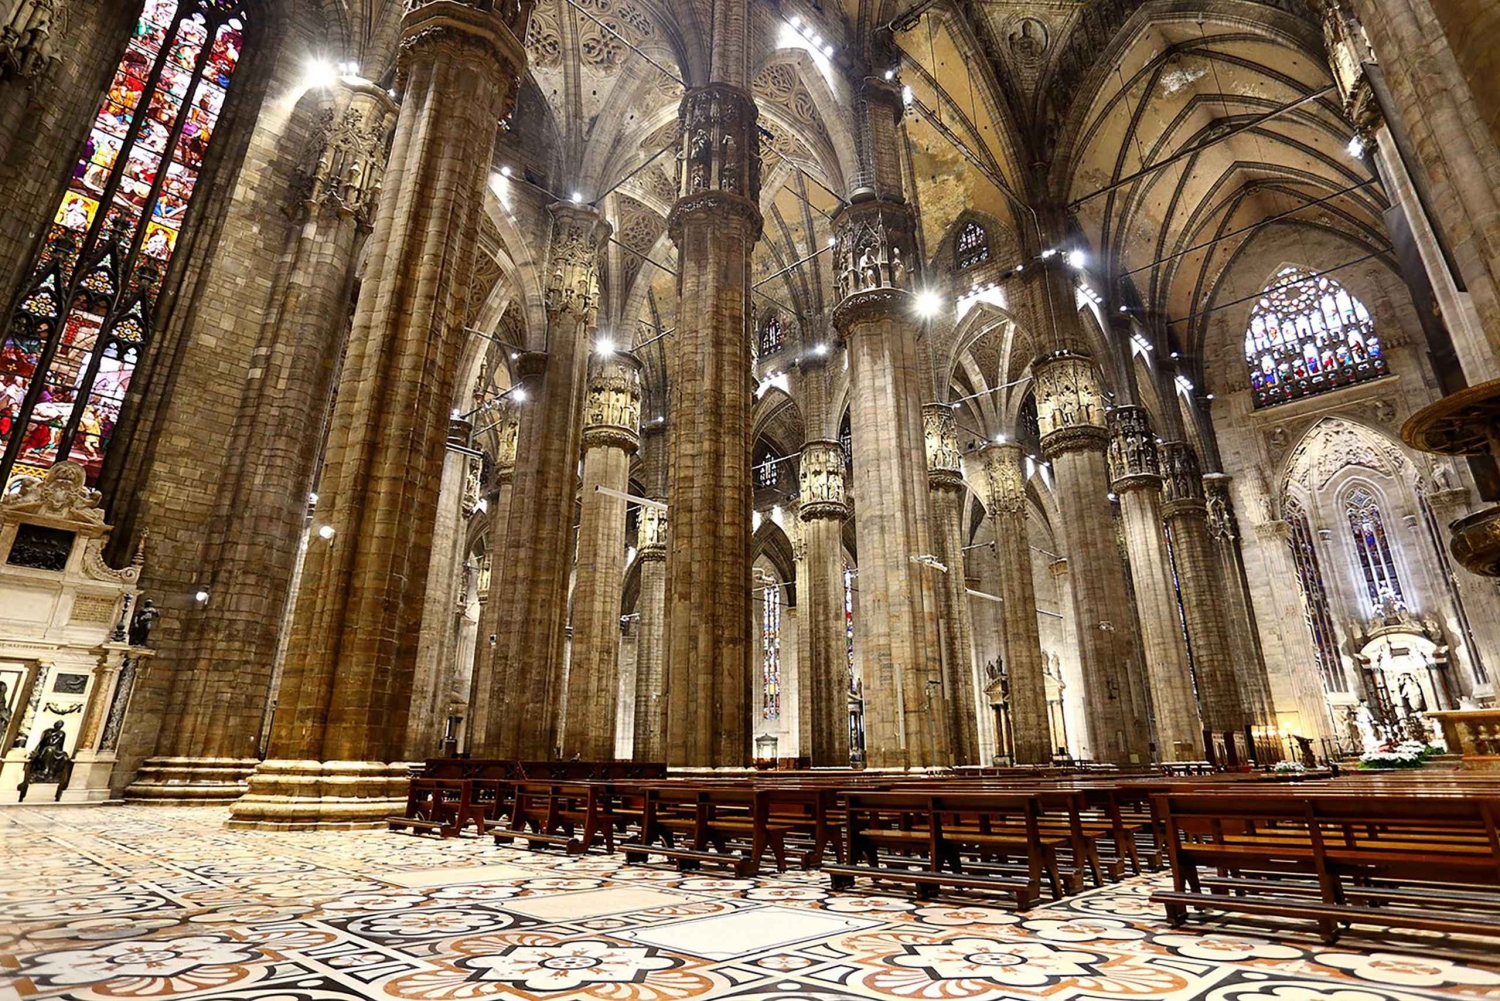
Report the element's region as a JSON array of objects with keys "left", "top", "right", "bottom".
[
  {"left": 504, "top": 885, "right": 691, "bottom": 920},
  {"left": 383, "top": 864, "right": 533, "bottom": 888},
  {"left": 616, "top": 905, "right": 884, "bottom": 961}
]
